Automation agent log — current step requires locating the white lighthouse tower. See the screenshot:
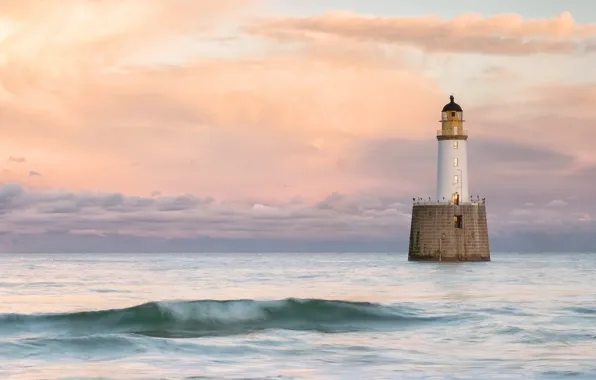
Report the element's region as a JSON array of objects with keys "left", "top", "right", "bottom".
[{"left": 436, "top": 95, "right": 469, "bottom": 204}]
